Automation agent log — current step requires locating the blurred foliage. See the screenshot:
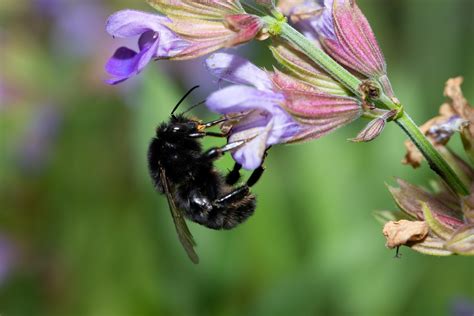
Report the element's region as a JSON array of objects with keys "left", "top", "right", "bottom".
[{"left": 0, "top": 0, "right": 473, "bottom": 315}]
